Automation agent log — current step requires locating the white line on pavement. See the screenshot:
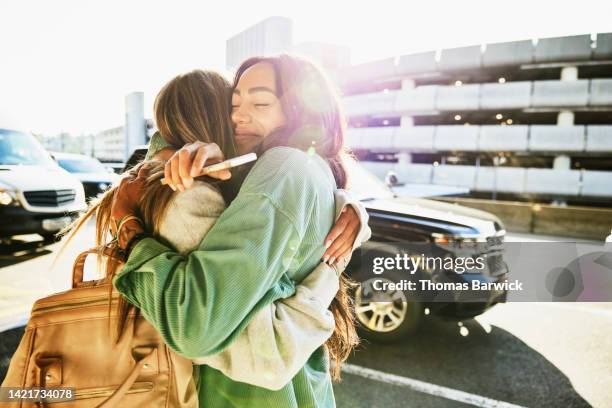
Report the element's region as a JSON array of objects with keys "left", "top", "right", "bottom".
[{"left": 342, "top": 363, "right": 526, "bottom": 408}]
